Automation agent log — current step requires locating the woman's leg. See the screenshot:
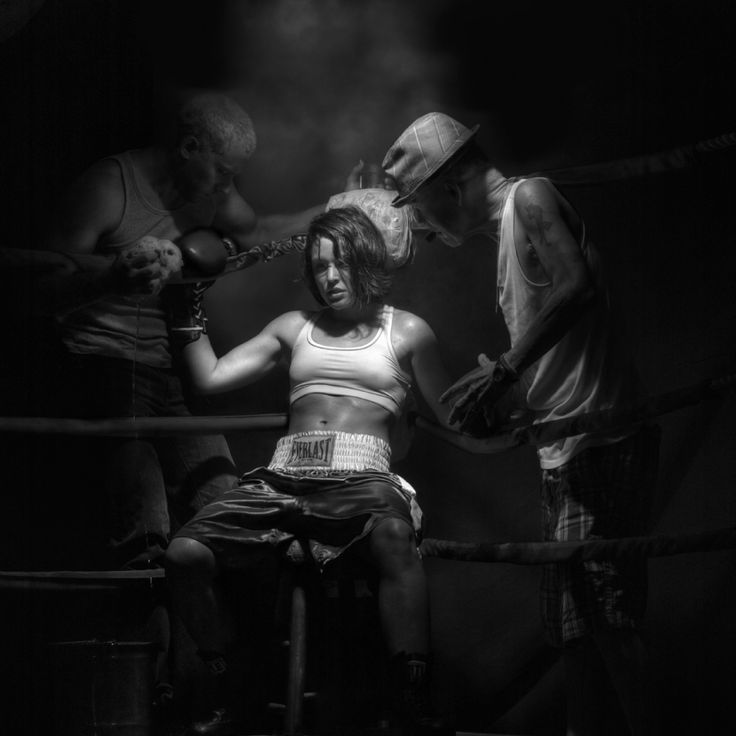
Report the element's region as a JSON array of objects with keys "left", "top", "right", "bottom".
[
  {"left": 361, "top": 518, "right": 452, "bottom": 734},
  {"left": 165, "top": 537, "right": 244, "bottom": 735},
  {"left": 164, "top": 537, "right": 232, "bottom": 654},
  {"left": 364, "top": 517, "right": 428, "bottom": 654}
]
